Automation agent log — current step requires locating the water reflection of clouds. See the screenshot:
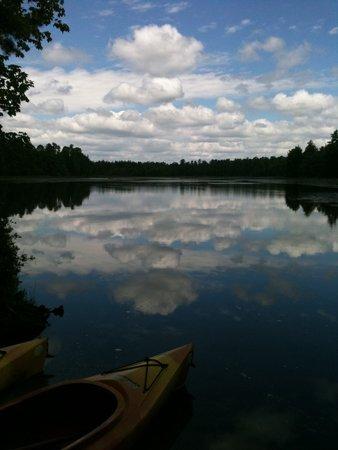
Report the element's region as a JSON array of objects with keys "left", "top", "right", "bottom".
[
  {"left": 42, "top": 278, "right": 95, "bottom": 299},
  {"left": 20, "top": 231, "right": 67, "bottom": 248},
  {"left": 14, "top": 187, "right": 338, "bottom": 313},
  {"left": 114, "top": 269, "right": 197, "bottom": 316},
  {"left": 267, "top": 232, "right": 338, "bottom": 258},
  {"left": 7, "top": 183, "right": 338, "bottom": 448},
  {"left": 16, "top": 191, "right": 338, "bottom": 271},
  {"left": 233, "top": 273, "right": 300, "bottom": 306},
  {"left": 104, "top": 242, "right": 181, "bottom": 269}
]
